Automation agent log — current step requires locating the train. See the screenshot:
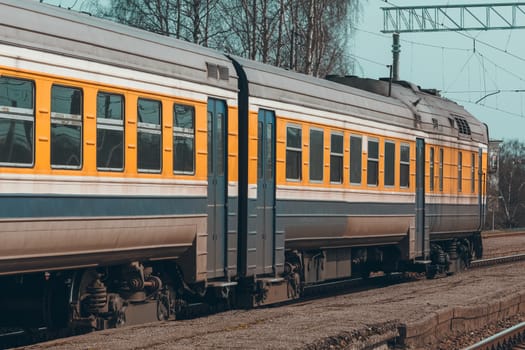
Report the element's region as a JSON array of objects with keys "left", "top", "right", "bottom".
[{"left": 0, "top": 0, "right": 487, "bottom": 331}]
